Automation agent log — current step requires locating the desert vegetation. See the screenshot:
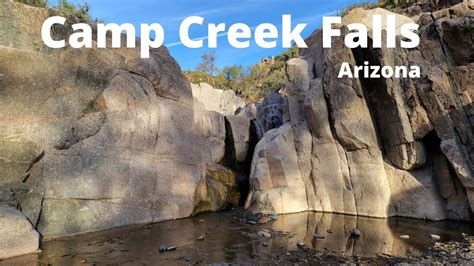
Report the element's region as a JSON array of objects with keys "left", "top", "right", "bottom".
[{"left": 185, "top": 46, "right": 299, "bottom": 102}]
